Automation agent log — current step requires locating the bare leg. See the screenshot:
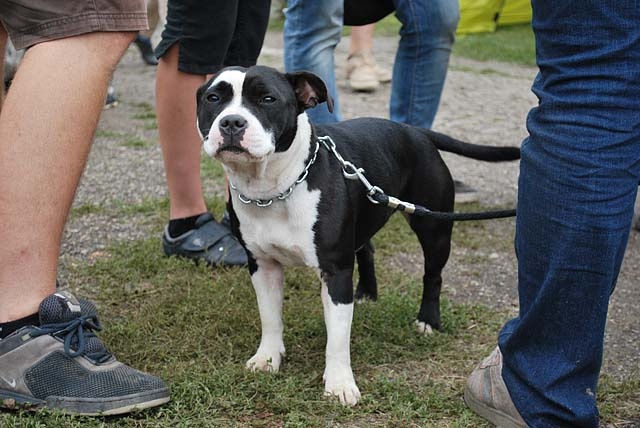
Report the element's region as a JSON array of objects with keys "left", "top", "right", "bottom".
[
  {"left": 348, "top": 23, "right": 375, "bottom": 55},
  {"left": 0, "top": 31, "right": 136, "bottom": 322},
  {"left": 156, "top": 44, "right": 209, "bottom": 219},
  {"left": 0, "top": 25, "right": 7, "bottom": 113},
  {"left": 346, "top": 23, "right": 389, "bottom": 91}
]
